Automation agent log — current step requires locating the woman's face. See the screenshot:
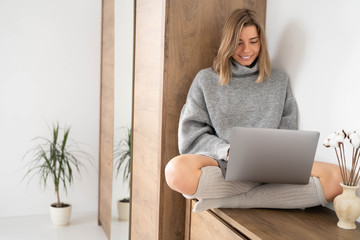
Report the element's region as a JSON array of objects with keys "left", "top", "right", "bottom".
[{"left": 232, "top": 25, "right": 260, "bottom": 66}]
